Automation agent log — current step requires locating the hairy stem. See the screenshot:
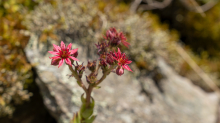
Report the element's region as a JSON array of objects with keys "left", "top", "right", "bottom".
[
  {"left": 95, "top": 65, "right": 116, "bottom": 86},
  {"left": 86, "top": 85, "right": 93, "bottom": 107},
  {"left": 95, "top": 64, "right": 101, "bottom": 75},
  {"left": 68, "top": 65, "right": 87, "bottom": 93}
]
